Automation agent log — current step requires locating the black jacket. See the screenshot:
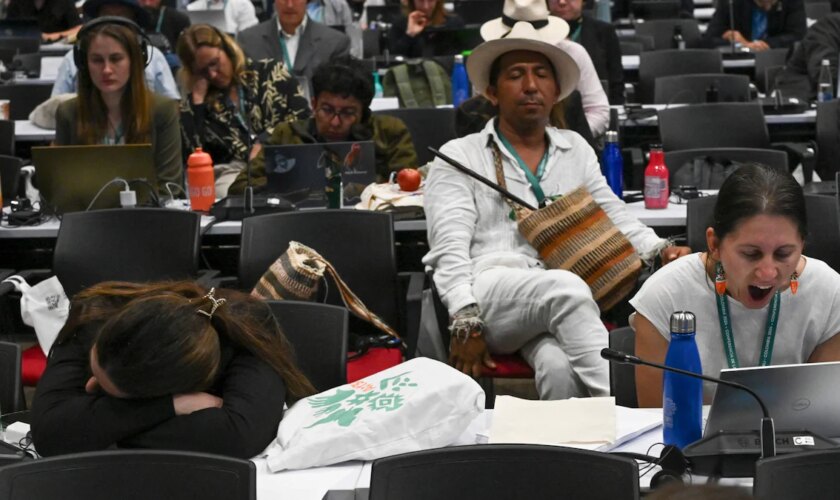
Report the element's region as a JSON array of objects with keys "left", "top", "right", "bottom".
[
  {"left": 575, "top": 14, "right": 625, "bottom": 104},
  {"left": 706, "top": 0, "right": 806, "bottom": 49}
]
